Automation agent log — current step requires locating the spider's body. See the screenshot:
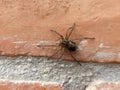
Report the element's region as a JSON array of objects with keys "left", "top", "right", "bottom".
[
  {"left": 50, "top": 23, "right": 95, "bottom": 65},
  {"left": 59, "top": 39, "right": 78, "bottom": 51},
  {"left": 38, "top": 23, "right": 95, "bottom": 65}
]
